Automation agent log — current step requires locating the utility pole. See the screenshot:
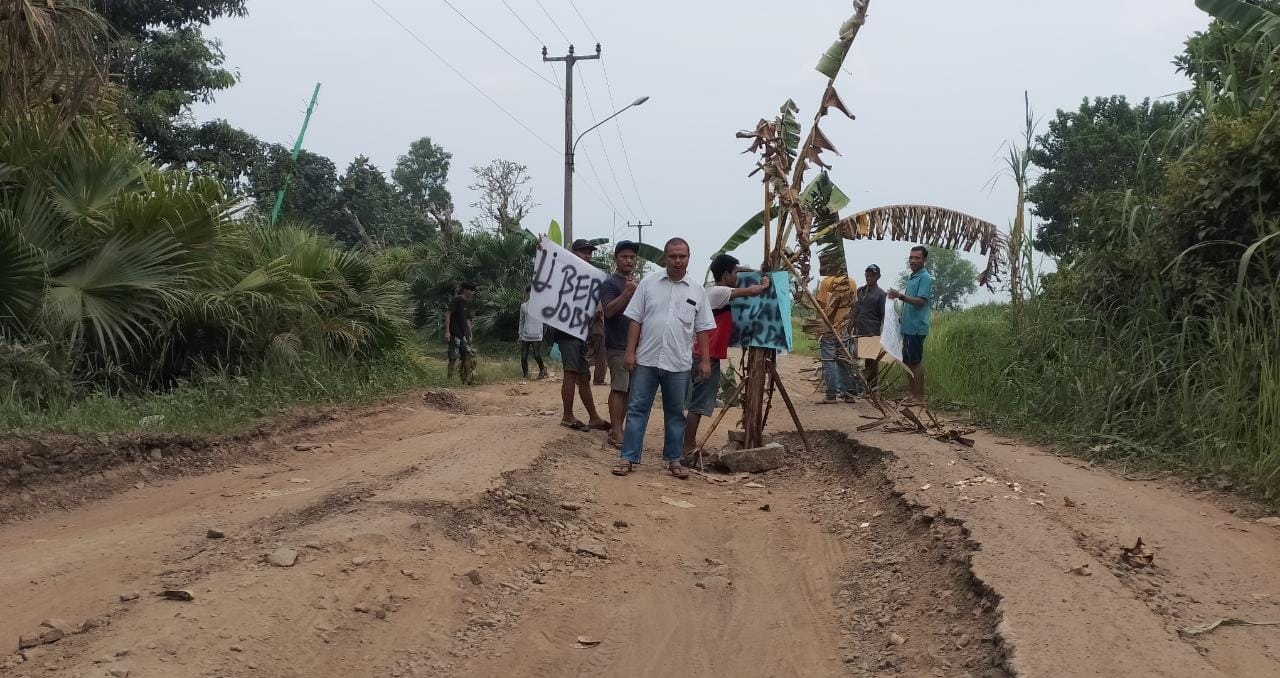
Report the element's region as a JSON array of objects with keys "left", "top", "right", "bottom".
[
  {"left": 271, "top": 82, "right": 322, "bottom": 226},
  {"left": 626, "top": 220, "right": 651, "bottom": 247},
  {"left": 543, "top": 44, "right": 601, "bottom": 245}
]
